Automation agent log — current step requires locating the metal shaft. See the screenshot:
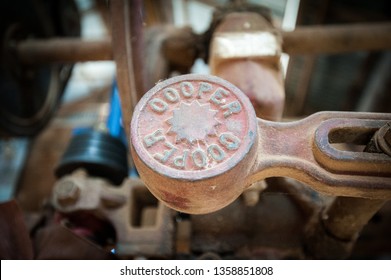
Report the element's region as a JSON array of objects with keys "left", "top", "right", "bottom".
[
  {"left": 14, "top": 23, "right": 391, "bottom": 65},
  {"left": 282, "top": 22, "right": 391, "bottom": 55},
  {"left": 322, "top": 197, "right": 385, "bottom": 241},
  {"left": 16, "top": 38, "right": 112, "bottom": 64}
]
